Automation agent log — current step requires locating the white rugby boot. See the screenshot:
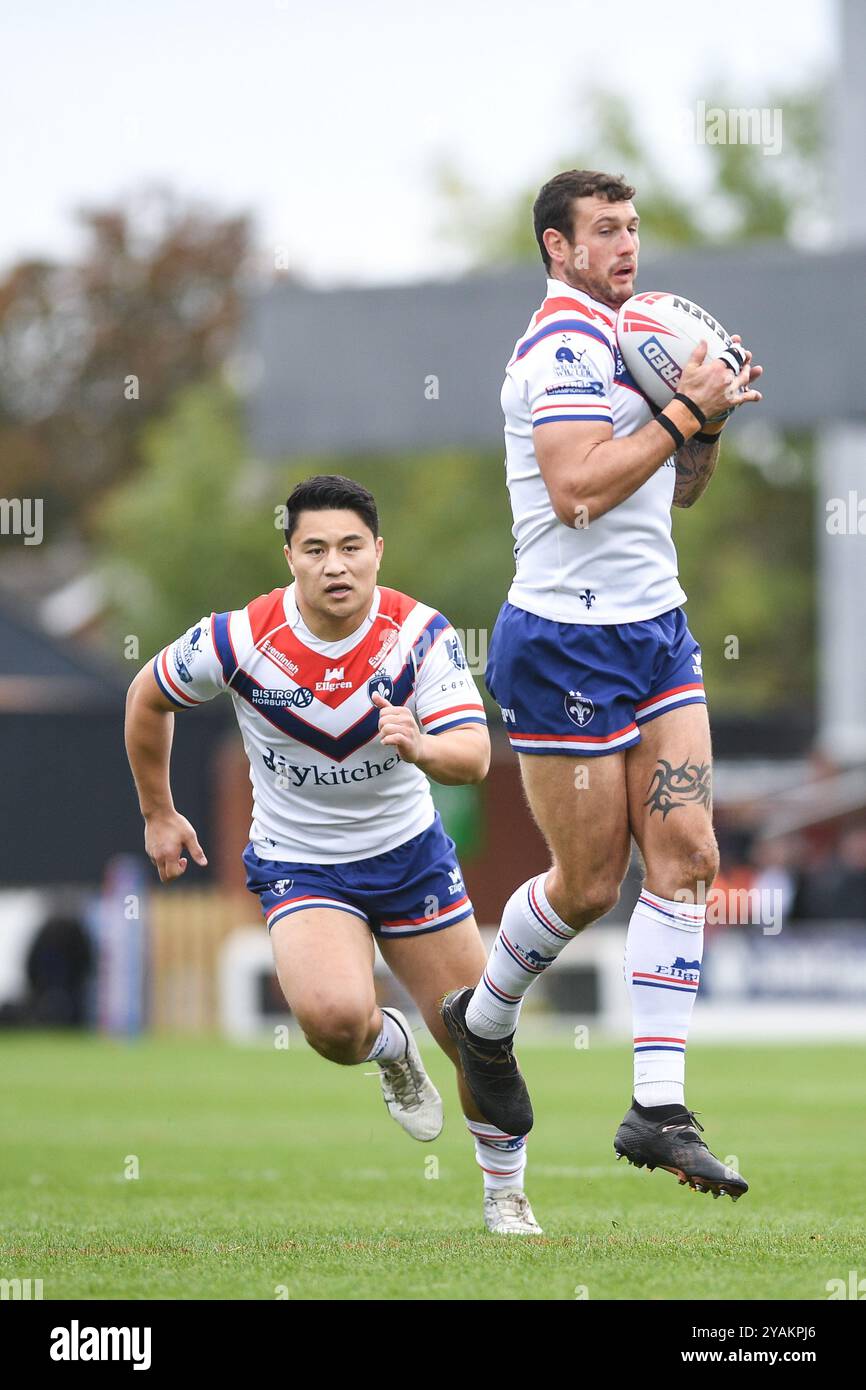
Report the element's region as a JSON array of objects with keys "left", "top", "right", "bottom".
[
  {"left": 377, "top": 1008, "right": 443, "bottom": 1141},
  {"left": 483, "top": 1188, "right": 543, "bottom": 1235}
]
